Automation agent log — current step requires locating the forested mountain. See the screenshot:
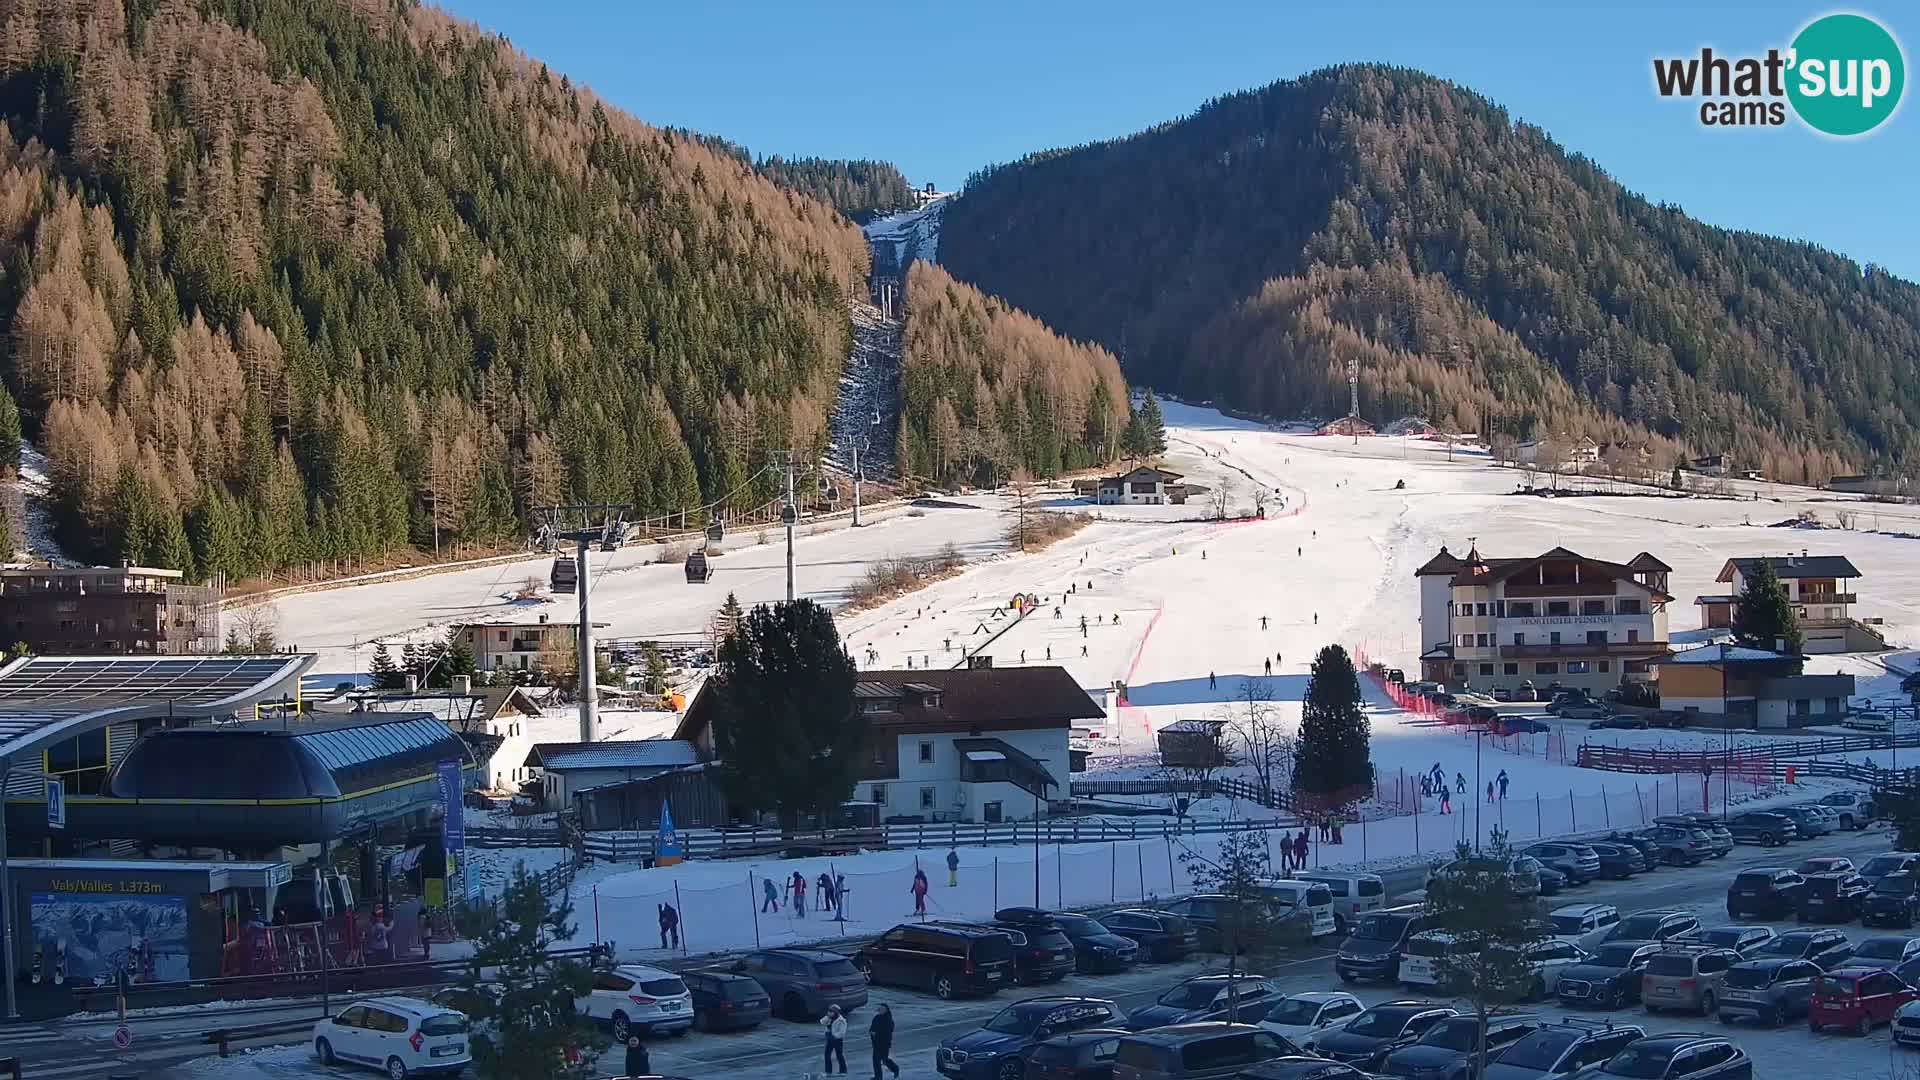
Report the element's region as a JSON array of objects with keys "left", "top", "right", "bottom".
[
  {"left": 941, "top": 64, "right": 1919, "bottom": 483},
  {"left": 683, "top": 134, "right": 916, "bottom": 223},
  {"left": 0, "top": 0, "right": 869, "bottom": 581},
  {"left": 896, "top": 261, "right": 1127, "bottom": 487}
]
